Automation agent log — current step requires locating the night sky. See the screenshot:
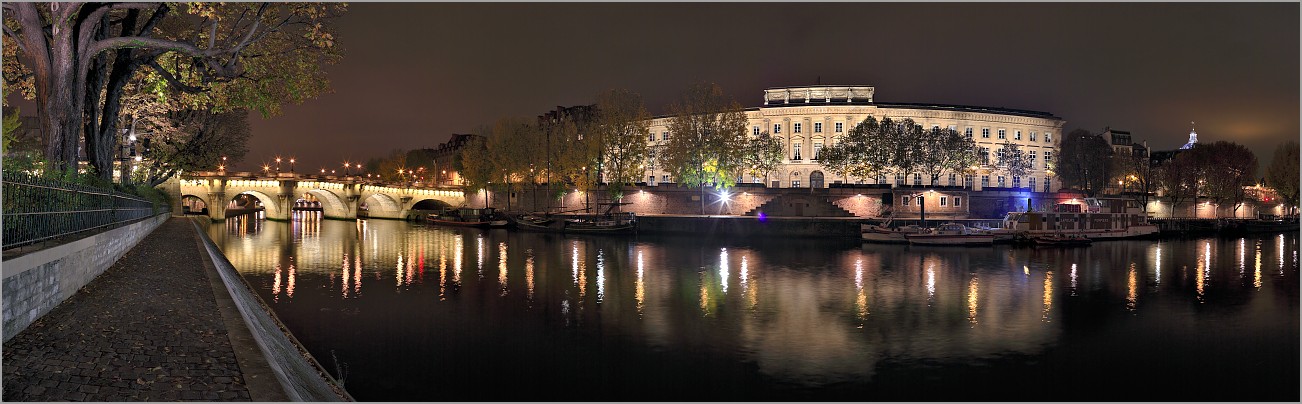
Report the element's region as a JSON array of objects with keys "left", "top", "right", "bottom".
[{"left": 94, "top": 3, "right": 1302, "bottom": 172}]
